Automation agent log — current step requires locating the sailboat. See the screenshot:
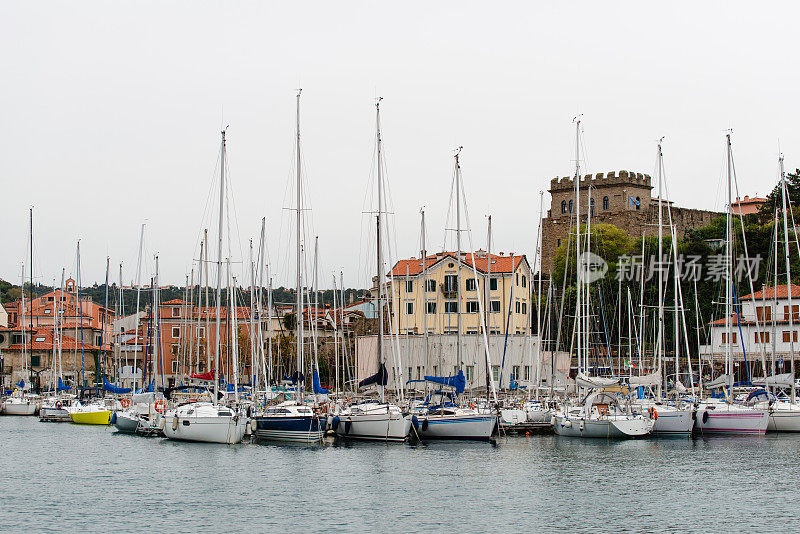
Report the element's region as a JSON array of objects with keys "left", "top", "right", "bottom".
[
  {"left": 163, "top": 128, "right": 247, "bottom": 445},
  {"left": 694, "top": 133, "right": 768, "bottom": 435},
  {"left": 628, "top": 140, "right": 694, "bottom": 436},
  {"left": 552, "top": 118, "right": 654, "bottom": 438},
  {"left": 333, "top": 99, "right": 412, "bottom": 442},
  {"left": 416, "top": 149, "right": 497, "bottom": 441},
  {"left": 254, "top": 92, "right": 324, "bottom": 444},
  {"left": 745, "top": 154, "right": 800, "bottom": 432}
]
